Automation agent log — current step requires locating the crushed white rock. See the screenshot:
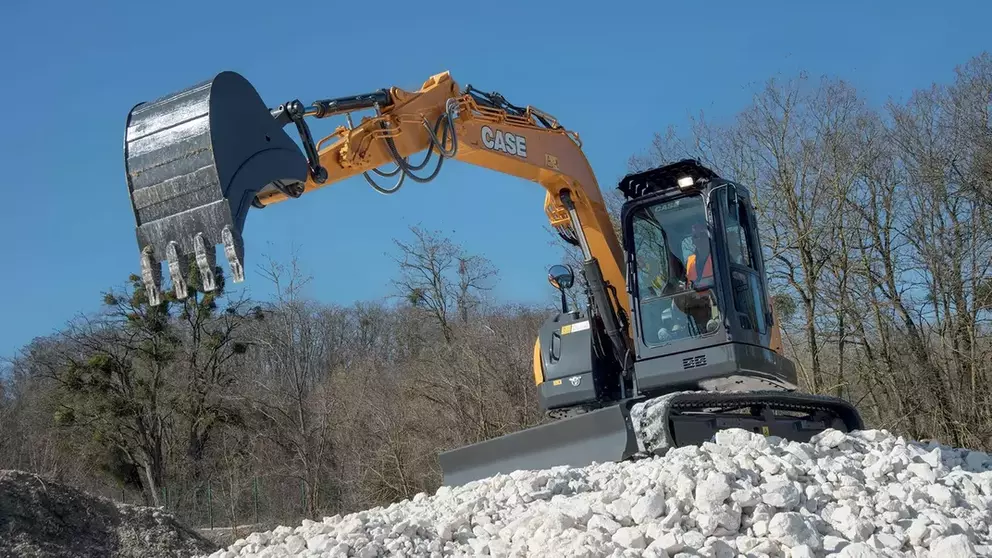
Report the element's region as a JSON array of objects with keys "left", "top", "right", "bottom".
[{"left": 203, "top": 428, "right": 992, "bottom": 557}]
